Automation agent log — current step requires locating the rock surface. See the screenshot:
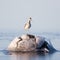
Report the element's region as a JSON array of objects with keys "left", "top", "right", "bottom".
[{"left": 7, "top": 34, "right": 49, "bottom": 52}]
